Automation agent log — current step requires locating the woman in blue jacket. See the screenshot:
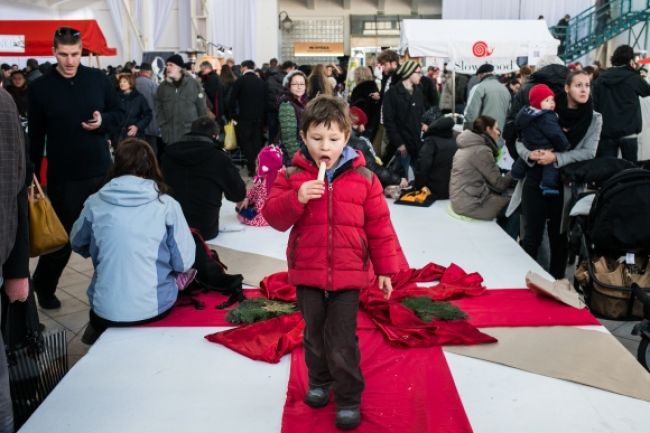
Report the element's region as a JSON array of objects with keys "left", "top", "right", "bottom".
[{"left": 71, "top": 138, "right": 195, "bottom": 344}]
